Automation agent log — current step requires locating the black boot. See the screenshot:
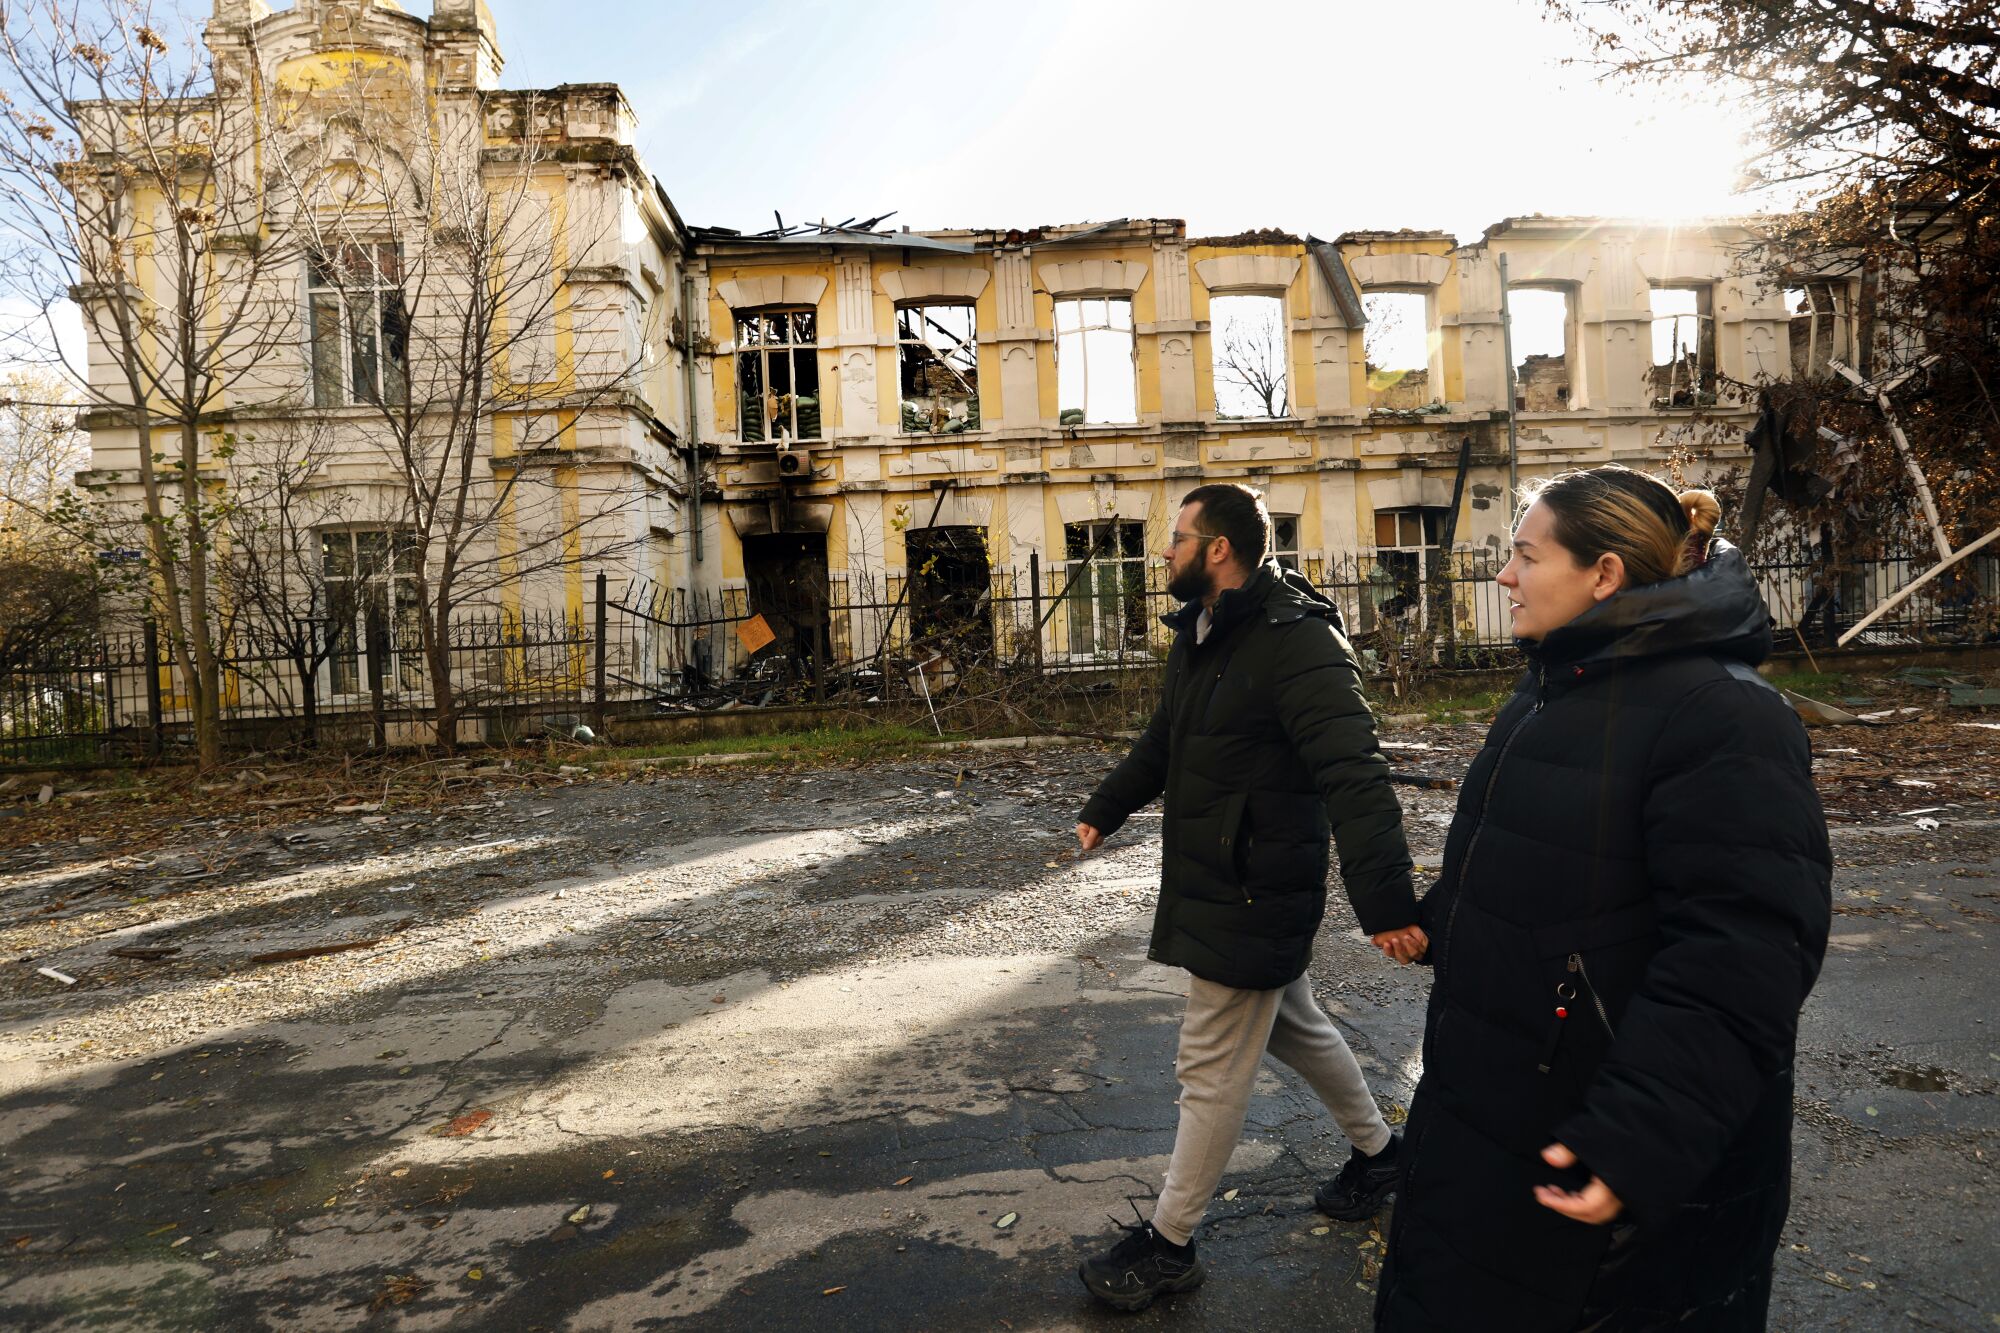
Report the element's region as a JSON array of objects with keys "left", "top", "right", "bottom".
[
  {"left": 1315, "top": 1131, "right": 1403, "bottom": 1220},
  {"left": 1078, "top": 1216, "right": 1206, "bottom": 1312}
]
